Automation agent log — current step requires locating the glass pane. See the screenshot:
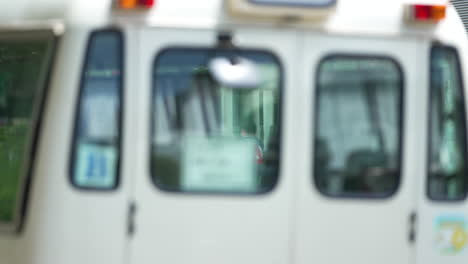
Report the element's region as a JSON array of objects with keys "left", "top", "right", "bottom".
[
  {"left": 314, "top": 56, "right": 402, "bottom": 197},
  {"left": 151, "top": 49, "right": 281, "bottom": 193},
  {"left": 71, "top": 31, "right": 122, "bottom": 189},
  {"left": 428, "top": 47, "right": 467, "bottom": 200},
  {"left": 0, "top": 39, "right": 51, "bottom": 222}
]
